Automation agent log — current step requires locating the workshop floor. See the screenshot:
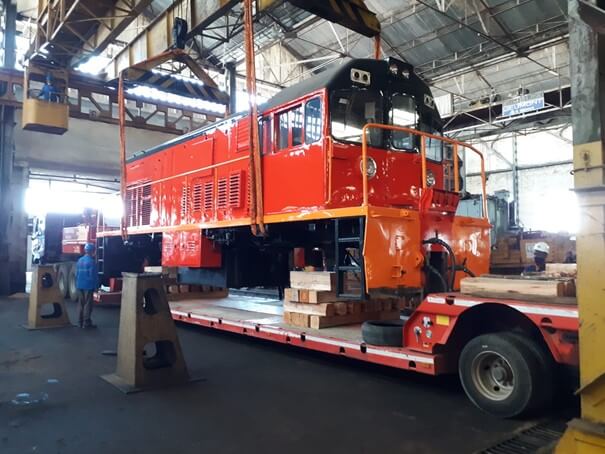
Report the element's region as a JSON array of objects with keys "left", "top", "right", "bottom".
[{"left": 0, "top": 294, "right": 570, "bottom": 454}]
